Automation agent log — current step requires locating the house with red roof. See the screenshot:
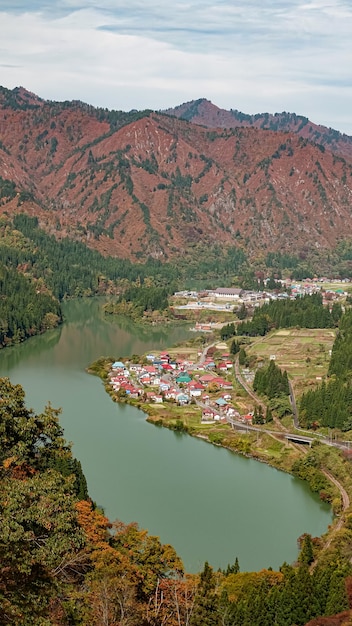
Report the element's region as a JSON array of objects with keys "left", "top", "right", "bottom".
[
  {"left": 165, "top": 388, "right": 177, "bottom": 400},
  {"left": 139, "top": 374, "right": 152, "bottom": 385},
  {"left": 199, "top": 373, "right": 217, "bottom": 384},
  {"left": 202, "top": 408, "right": 216, "bottom": 421},
  {"left": 143, "top": 365, "right": 159, "bottom": 375},
  {"left": 161, "top": 363, "right": 174, "bottom": 371},
  {"left": 187, "top": 381, "right": 205, "bottom": 397},
  {"left": 121, "top": 383, "right": 140, "bottom": 398},
  {"left": 215, "top": 378, "right": 233, "bottom": 390}
]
